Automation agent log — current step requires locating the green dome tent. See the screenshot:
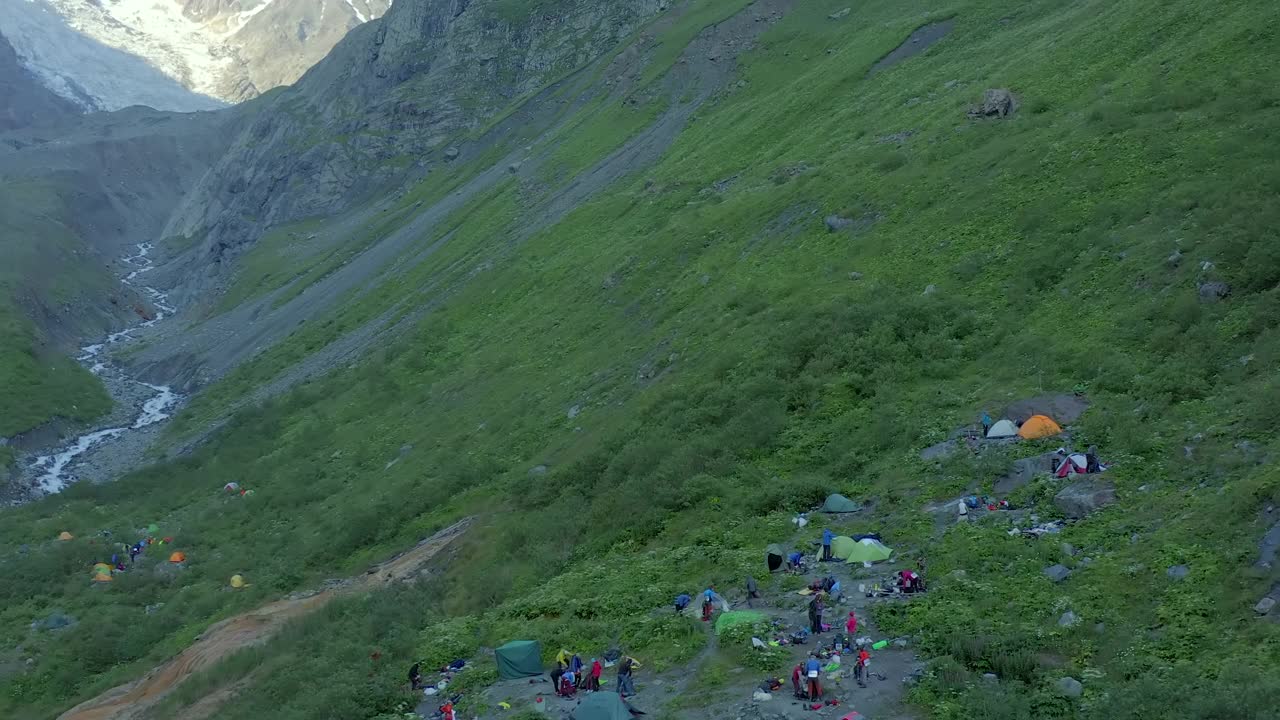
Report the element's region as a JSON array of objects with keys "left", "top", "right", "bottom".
[
  {"left": 495, "top": 639, "right": 543, "bottom": 680},
  {"left": 844, "top": 538, "right": 894, "bottom": 564},
  {"left": 766, "top": 543, "right": 786, "bottom": 571},
  {"left": 573, "top": 692, "right": 635, "bottom": 720},
  {"left": 715, "top": 610, "right": 766, "bottom": 635},
  {"left": 820, "top": 494, "right": 861, "bottom": 513},
  {"left": 829, "top": 535, "right": 859, "bottom": 560}
]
